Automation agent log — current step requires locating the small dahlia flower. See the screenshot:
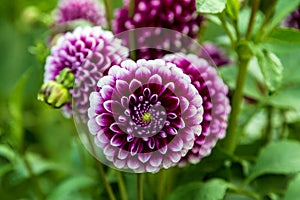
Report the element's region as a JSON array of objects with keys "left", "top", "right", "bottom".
[
  {"left": 55, "top": 0, "right": 106, "bottom": 26},
  {"left": 163, "top": 53, "right": 230, "bottom": 165},
  {"left": 113, "top": 0, "right": 204, "bottom": 59},
  {"left": 88, "top": 59, "right": 204, "bottom": 173},
  {"left": 199, "top": 43, "right": 231, "bottom": 67},
  {"left": 283, "top": 7, "right": 300, "bottom": 29},
  {"left": 43, "top": 26, "right": 129, "bottom": 119}
]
